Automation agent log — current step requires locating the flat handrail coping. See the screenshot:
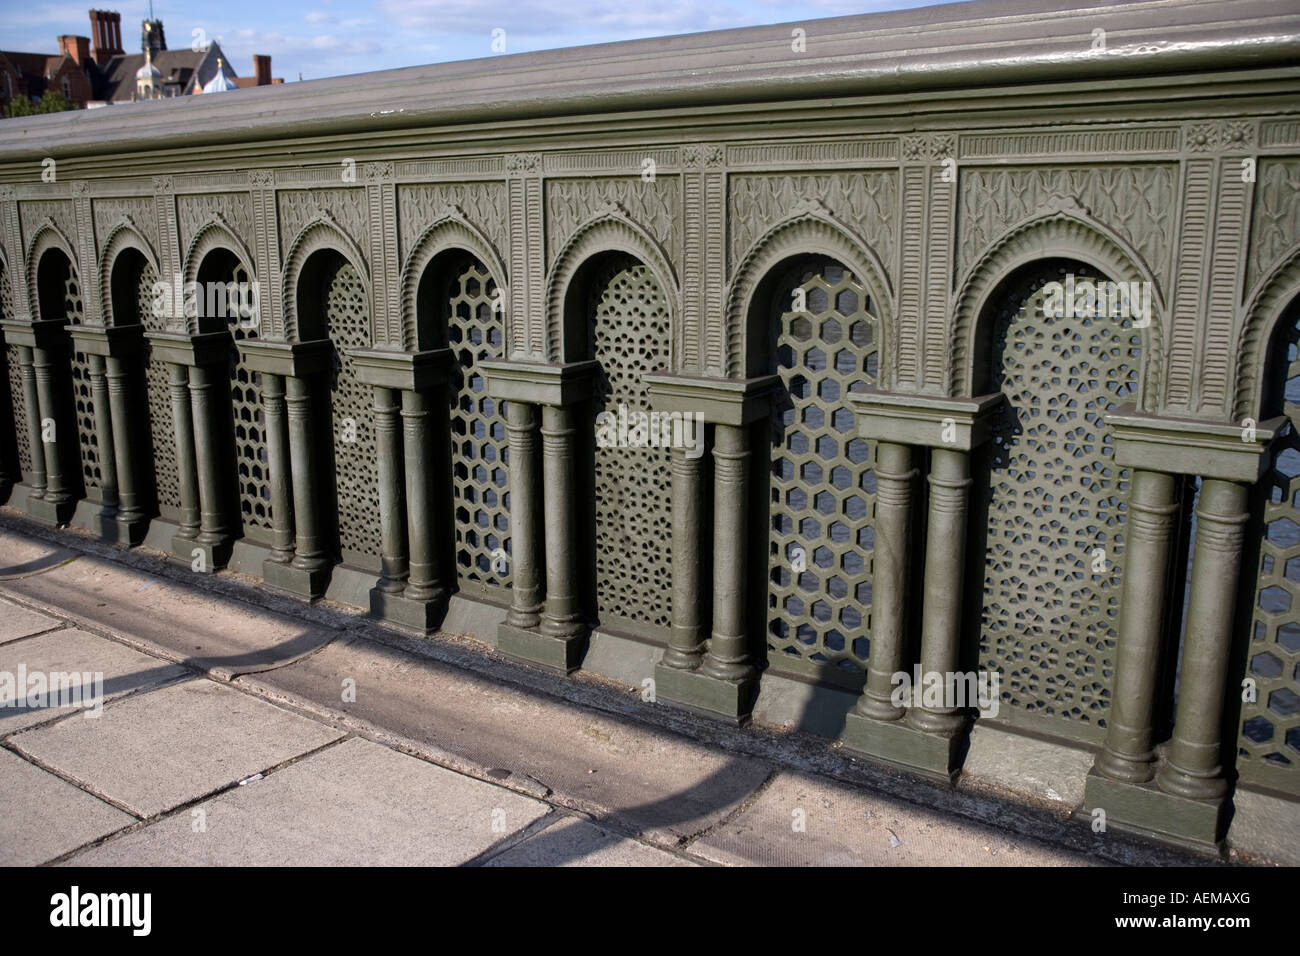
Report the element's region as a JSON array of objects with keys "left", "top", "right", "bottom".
[{"left": 0, "top": 0, "right": 1297, "bottom": 160}]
